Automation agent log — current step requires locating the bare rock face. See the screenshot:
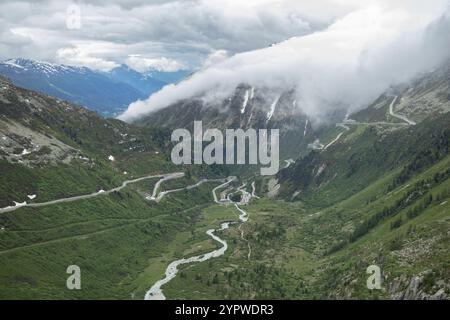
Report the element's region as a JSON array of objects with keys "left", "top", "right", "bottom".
[{"left": 389, "top": 272, "right": 449, "bottom": 300}]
